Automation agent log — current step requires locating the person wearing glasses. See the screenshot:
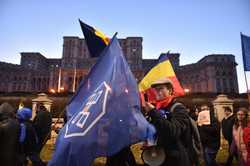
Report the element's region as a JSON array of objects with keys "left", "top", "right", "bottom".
[{"left": 198, "top": 104, "right": 220, "bottom": 166}]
